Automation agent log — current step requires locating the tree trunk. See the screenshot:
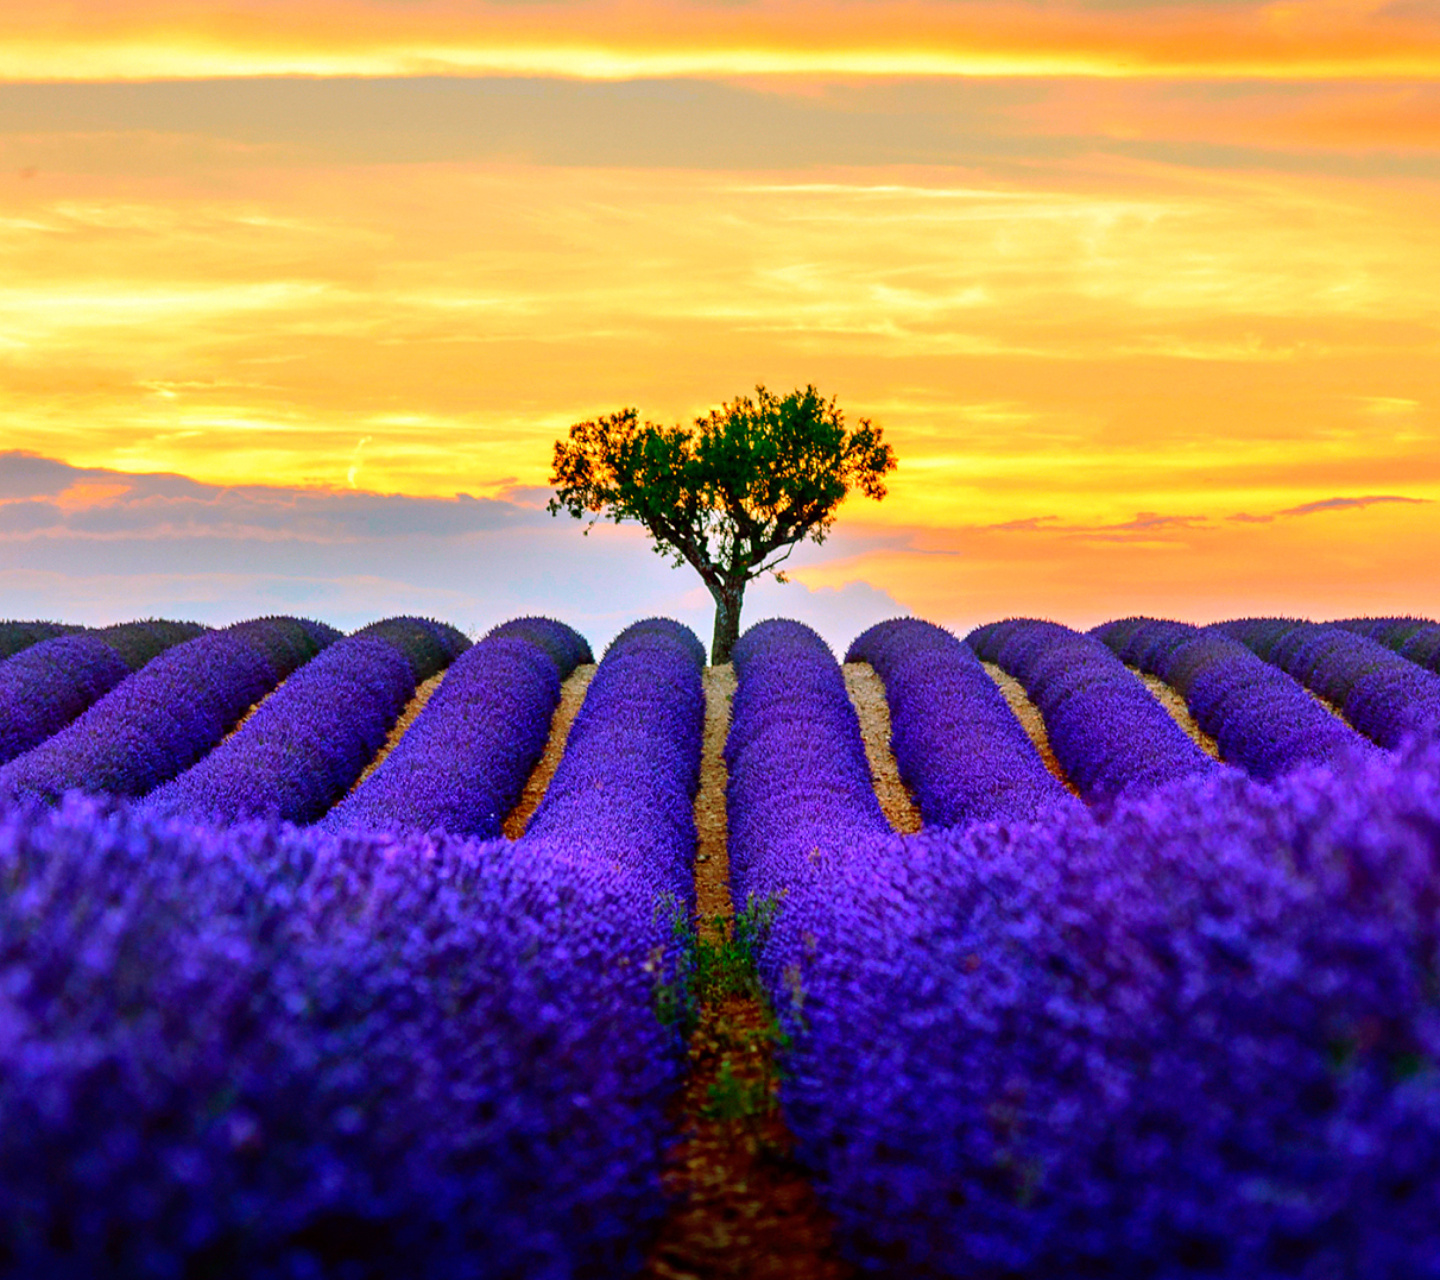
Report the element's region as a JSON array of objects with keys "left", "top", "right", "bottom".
[{"left": 709, "top": 581, "right": 746, "bottom": 666}]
